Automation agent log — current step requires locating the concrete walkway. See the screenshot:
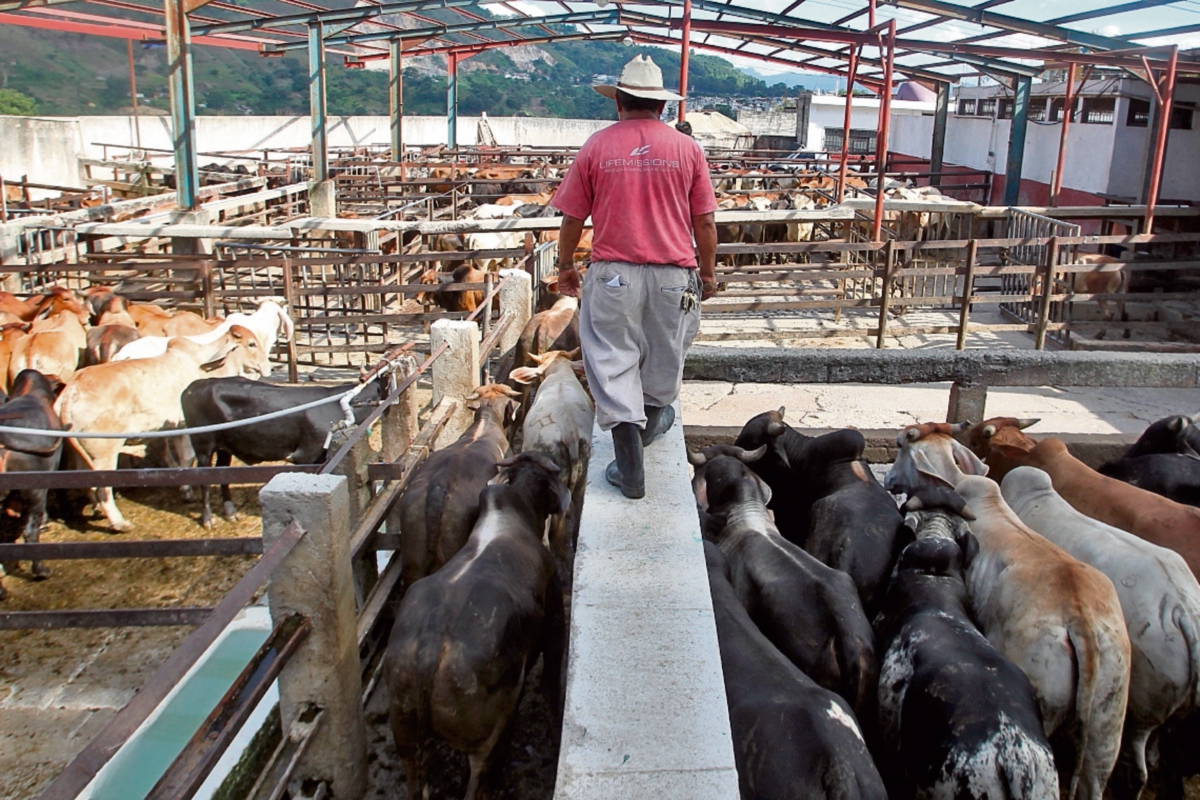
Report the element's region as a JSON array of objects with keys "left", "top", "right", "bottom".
[{"left": 554, "top": 405, "right": 739, "bottom": 800}]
